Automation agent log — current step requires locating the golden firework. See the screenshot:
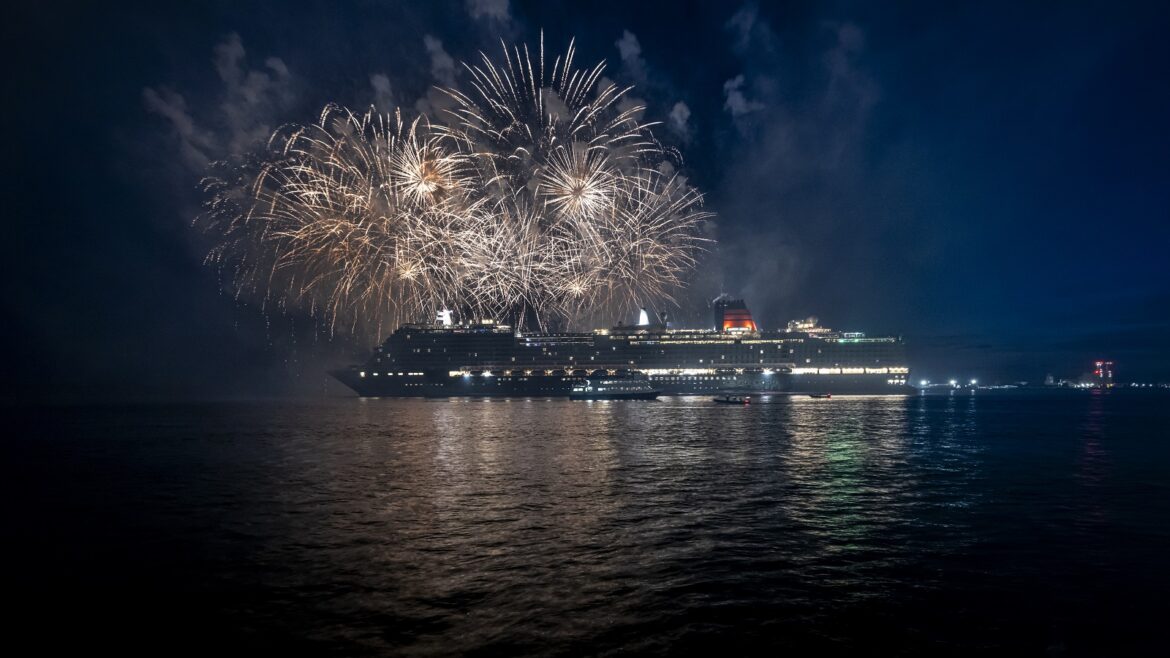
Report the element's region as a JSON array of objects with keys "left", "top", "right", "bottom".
[{"left": 201, "top": 38, "right": 712, "bottom": 336}]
